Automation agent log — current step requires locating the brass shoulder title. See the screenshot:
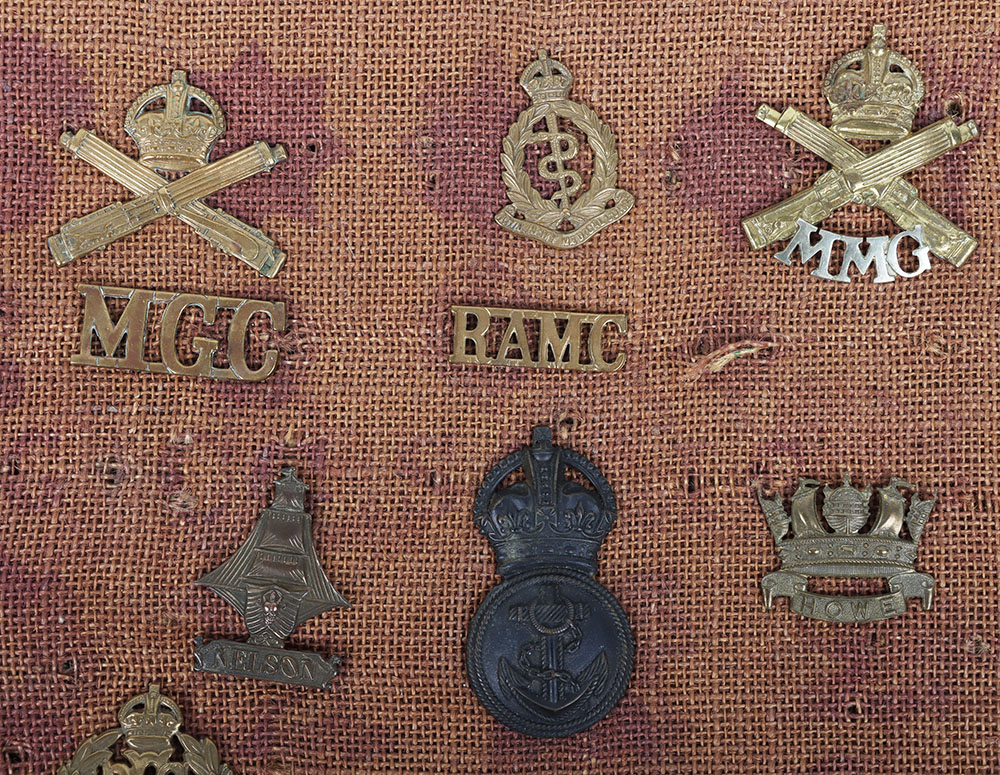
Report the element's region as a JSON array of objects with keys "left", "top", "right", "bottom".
[
  {"left": 450, "top": 305, "right": 626, "bottom": 372},
  {"left": 72, "top": 284, "right": 287, "bottom": 381}
]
